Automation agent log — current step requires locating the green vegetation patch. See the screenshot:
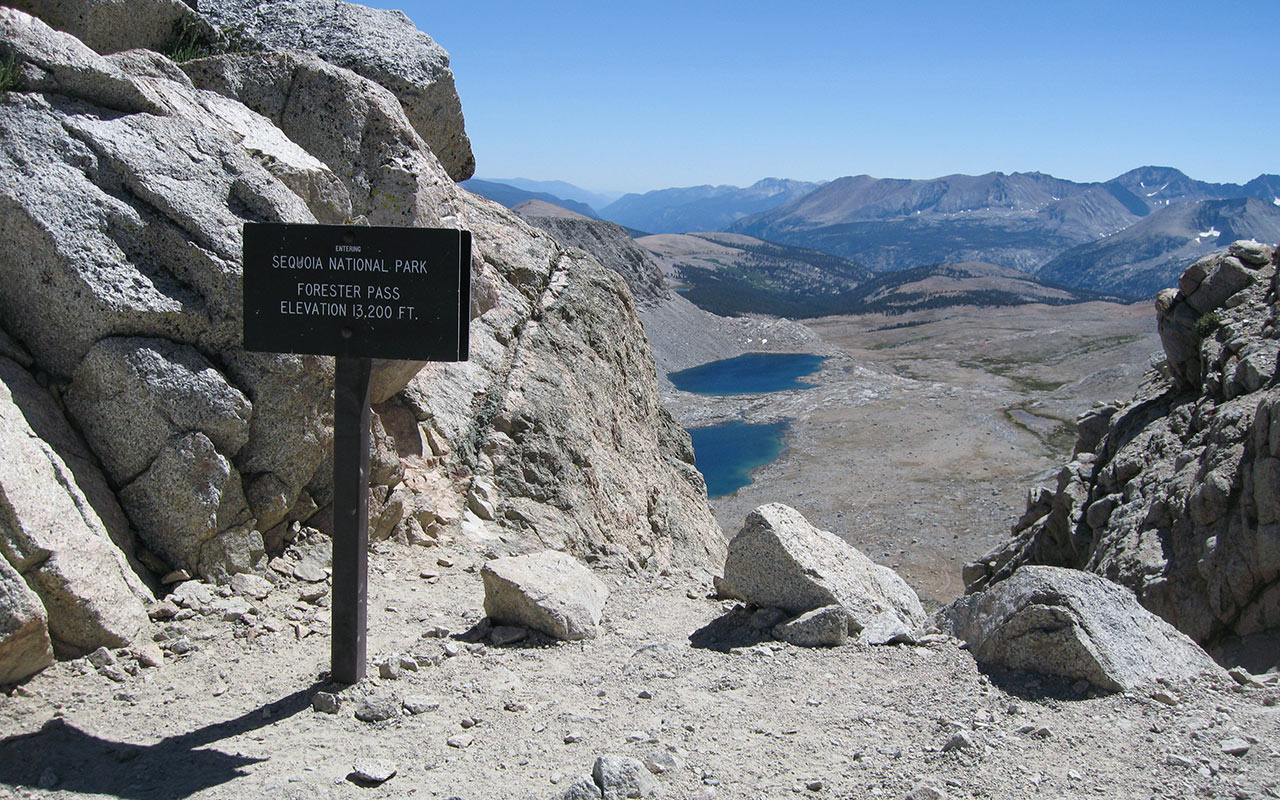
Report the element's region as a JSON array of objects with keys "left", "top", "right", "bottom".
[{"left": 0, "top": 56, "right": 21, "bottom": 93}]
